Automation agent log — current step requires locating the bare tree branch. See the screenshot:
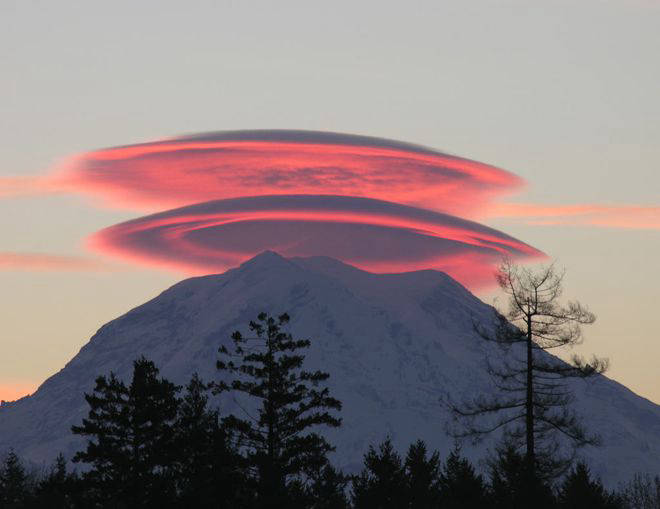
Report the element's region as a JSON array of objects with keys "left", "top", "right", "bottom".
[{"left": 446, "top": 259, "right": 607, "bottom": 481}]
